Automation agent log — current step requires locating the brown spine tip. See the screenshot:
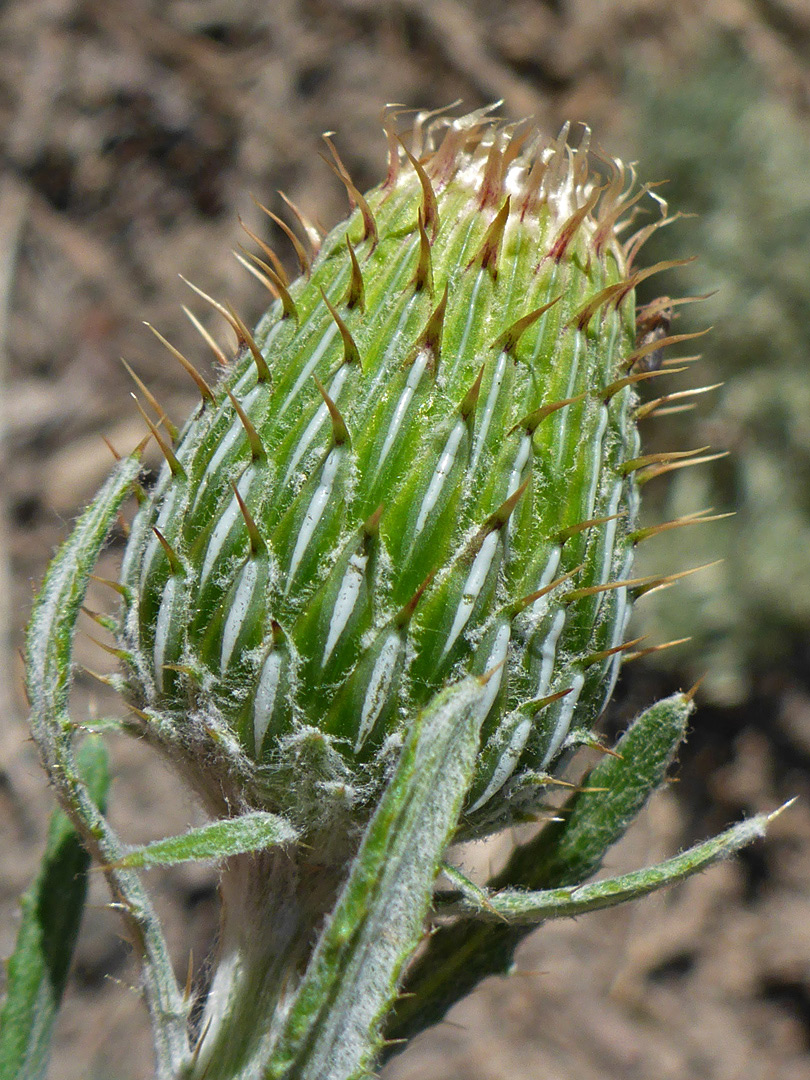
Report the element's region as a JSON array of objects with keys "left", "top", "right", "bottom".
[
  {"left": 413, "top": 283, "right": 449, "bottom": 371},
  {"left": 226, "top": 389, "right": 265, "bottom": 460},
  {"left": 120, "top": 358, "right": 179, "bottom": 440},
  {"left": 636, "top": 451, "right": 729, "bottom": 485},
  {"left": 319, "top": 287, "right": 362, "bottom": 368},
  {"left": 321, "top": 135, "right": 379, "bottom": 249},
  {"left": 600, "top": 365, "right": 687, "bottom": 403},
  {"left": 239, "top": 215, "right": 290, "bottom": 286},
  {"left": 397, "top": 136, "right": 439, "bottom": 240},
  {"left": 582, "top": 636, "right": 646, "bottom": 668},
  {"left": 567, "top": 281, "right": 628, "bottom": 334},
  {"left": 90, "top": 573, "right": 130, "bottom": 598},
  {"left": 410, "top": 208, "right": 434, "bottom": 294},
  {"left": 152, "top": 526, "right": 183, "bottom": 574},
  {"left": 229, "top": 481, "right": 265, "bottom": 555},
  {"left": 542, "top": 186, "right": 602, "bottom": 265},
  {"left": 144, "top": 323, "right": 215, "bottom": 406},
  {"left": 182, "top": 305, "right": 229, "bottom": 368},
  {"left": 235, "top": 251, "right": 280, "bottom": 300},
  {"left": 621, "top": 327, "right": 711, "bottom": 372},
  {"left": 477, "top": 473, "right": 531, "bottom": 541},
  {"left": 363, "top": 504, "right": 385, "bottom": 537},
  {"left": 509, "top": 391, "right": 587, "bottom": 437},
  {"left": 511, "top": 564, "right": 583, "bottom": 615},
  {"left": 477, "top": 135, "right": 505, "bottom": 210},
  {"left": 381, "top": 105, "right": 404, "bottom": 190},
  {"left": 459, "top": 363, "right": 486, "bottom": 421},
  {"left": 634, "top": 382, "right": 723, "bottom": 421},
  {"left": 630, "top": 509, "right": 734, "bottom": 544},
  {"left": 238, "top": 248, "right": 299, "bottom": 326},
  {"left": 279, "top": 190, "right": 323, "bottom": 256},
  {"left": 180, "top": 277, "right": 277, "bottom": 375},
  {"left": 634, "top": 560, "right": 723, "bottom": 599},
  {"left": 564, "top": 573, "right": 661, "bottom": 604},
  {"left": 253, "top": 196, "right": 311, "bottom": 277},
  {"left": 133, "top": 397, "right": 185, "bottom": 478},
  {"left": 469, "top": 195, "right": 511, "bottom": 279},
  {"left": 522, "top": 687, "right": 575, "bottom": 714},
  {"left": 620, "top": 446, "right": 711, "bottom": 477},
  {"left": 344, "top": 236, "right": 366, "bottom": 311},
  {"left": 492, "top": 295, "right": 562, "bottom": 354},
  {"left": 313, "top": 374, "right": 350, "bottom": 445},
  {"left": 555, "top": 513, "right": 622, "bottom": 545},
  {"left": 225, "top": 303, "right": 274, "bottom": 382},
  {"left": 102, "top": 436, "right": 121, "bottom": 462},
  {"left": 395, "top": 570, "right": 435, "bottom": 628}
]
